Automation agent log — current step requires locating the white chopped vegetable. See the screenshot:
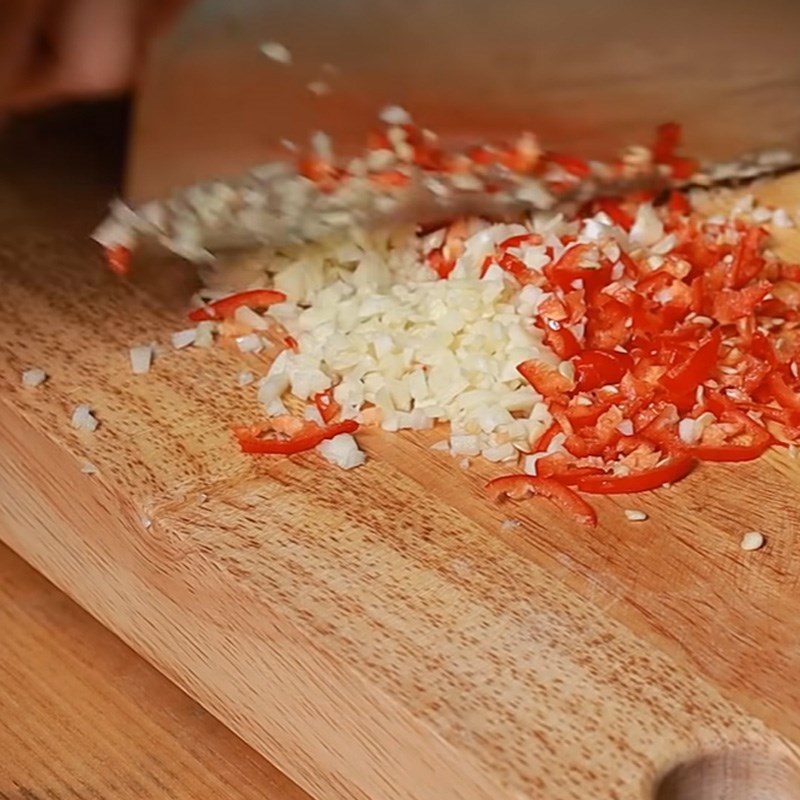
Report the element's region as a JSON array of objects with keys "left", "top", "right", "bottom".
[
  {"left": 379, "top": 105, "right": 412, "bottom": 125},
  {"left": 236, "top": 333, "right": 263, "bottom": 353},
  {"left": 630, "top": 203, "right": 664, "bottom": 246},
  {"left": 71, "top": 404, "right": 99, "bottom": 432},
  {"left": 21, "top": 368, "right": 47, "bottom": 388},
  {"left": 450, "top": 435, "right": 481, "bottom": 456},
  {"left": 171, "top": 328, "right": 197, "bottom": 349},
  {"left": 307, "top": 80, "right": 330, "bottom": 96},
  {"left": 304, "top": 404, "right": 325, "bottom": 425},
  {"left": 193, "top": 321, "right": 215, "bottom": 348},
  {"left": 237, "top": 370, "right": 255, "bottom": 387},
  {"left": 317, "top": 433, "right": 366, "bottom": 470},
  {"left": 740, "top": 531, "right": 765, "bottom": 551},
  {"left": 81, "top": 461, "right": 98, "bottom": 475},
  {"left": 482, "top": 442, "right": 517, "bottom": 462},
  {"left": 129, "top": 344, "right": 153, "bottom": 375},
  {"left": 258, "top": 374, "right": 290, "bottom": 405},
  {"left": 624, "top": 509, "right": 648, "bottom": 522},
  {"left": 234, "top": 305, "right": 270, "bottom": 330},
  {"left": 678, "top": 417, "right": 699, "bottom": 445},
  {"left": 259, "top": 41, "right": 291, "bottom": 63}
]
